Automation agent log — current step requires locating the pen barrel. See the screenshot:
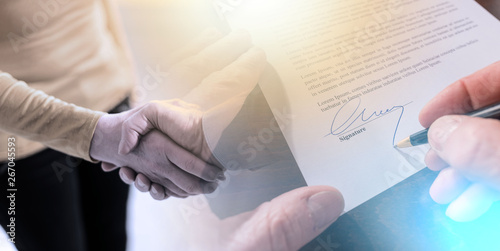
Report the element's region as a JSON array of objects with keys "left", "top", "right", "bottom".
[
  {"left": 410, "top": 128, "right": 429, "bottom": 146},
  {"left": 466, "top": 102, "right": 500, "bottom": 119},
  {"left": 407, "top": 102, "right": 500, "bottom": 147}
]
